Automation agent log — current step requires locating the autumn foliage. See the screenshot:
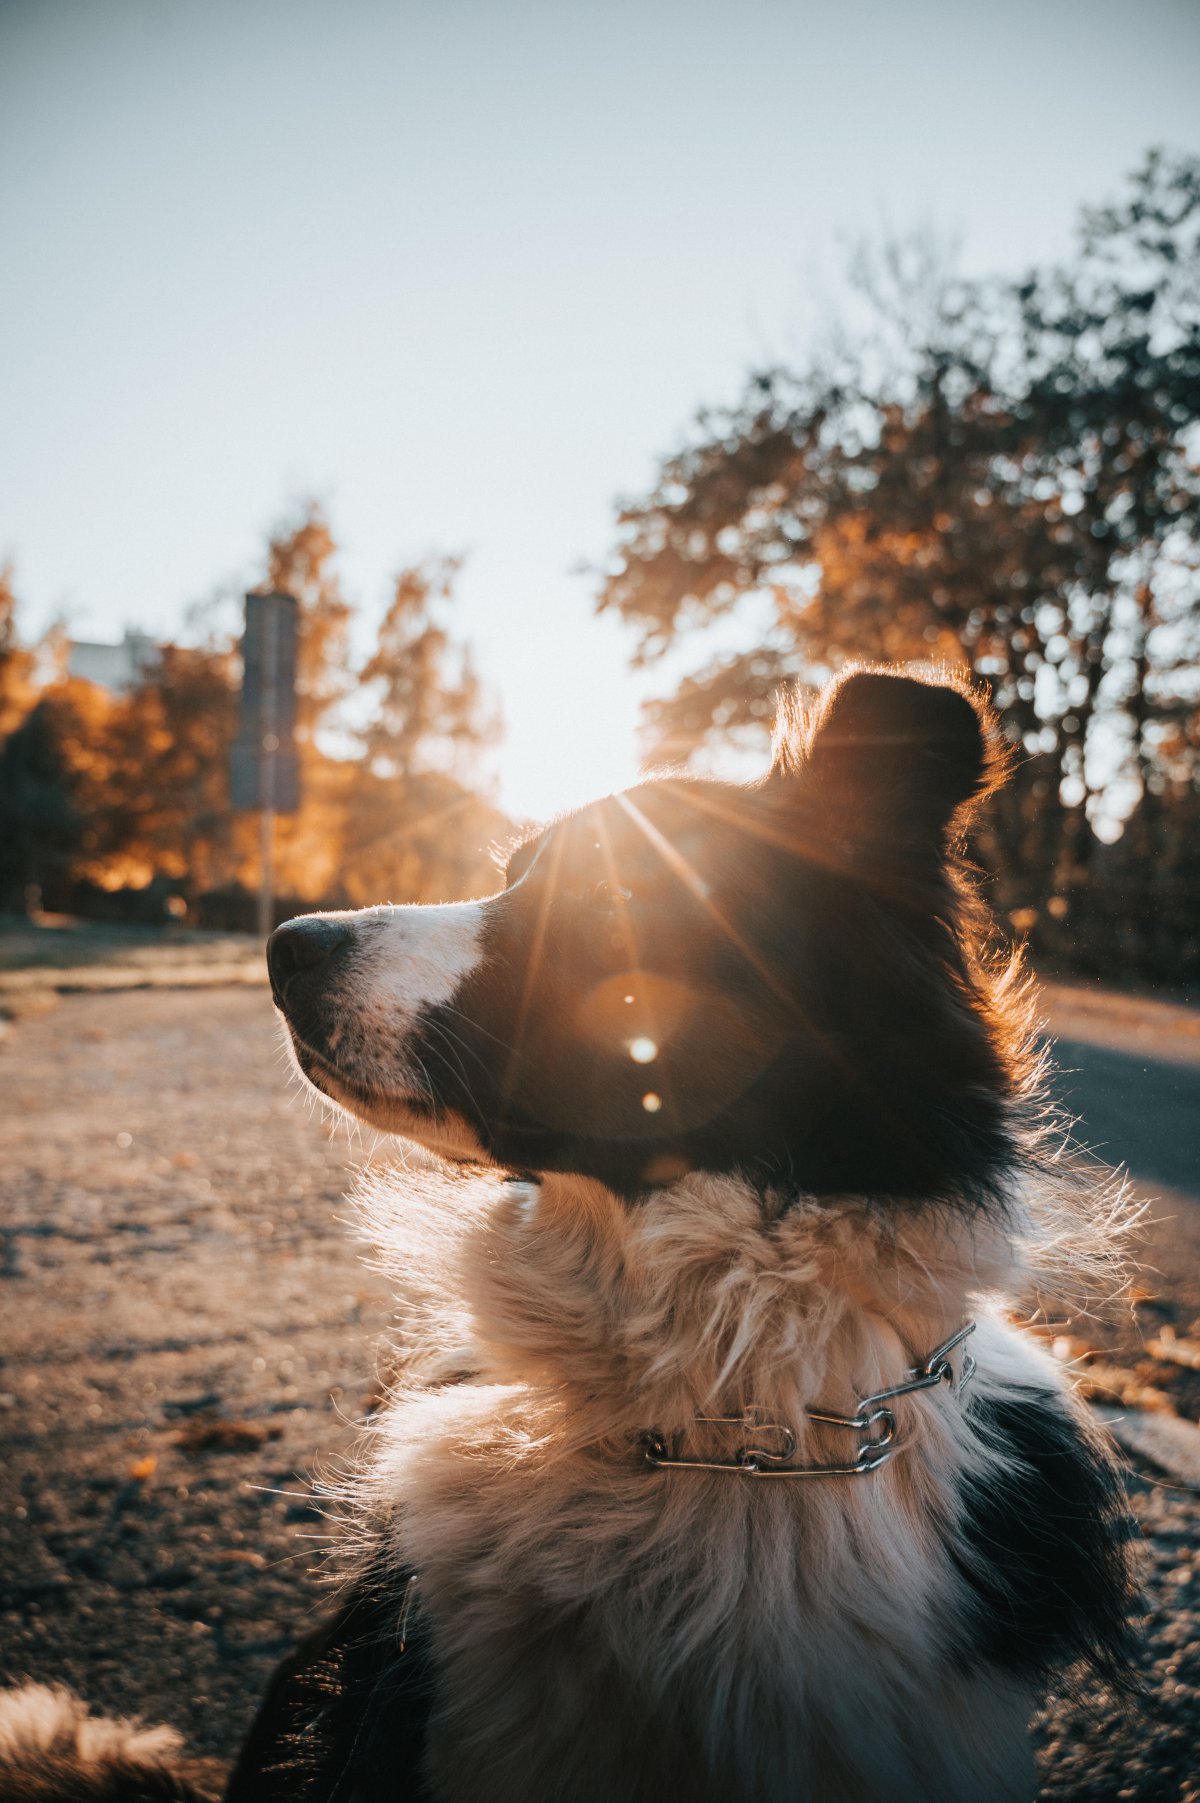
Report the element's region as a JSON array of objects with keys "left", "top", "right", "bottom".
[
  {"left": 599, "top": 152, "right": 1200, "bottom": 981},
  {"left": 0, "top": 510, "right": 509, "bottom": 922}
]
